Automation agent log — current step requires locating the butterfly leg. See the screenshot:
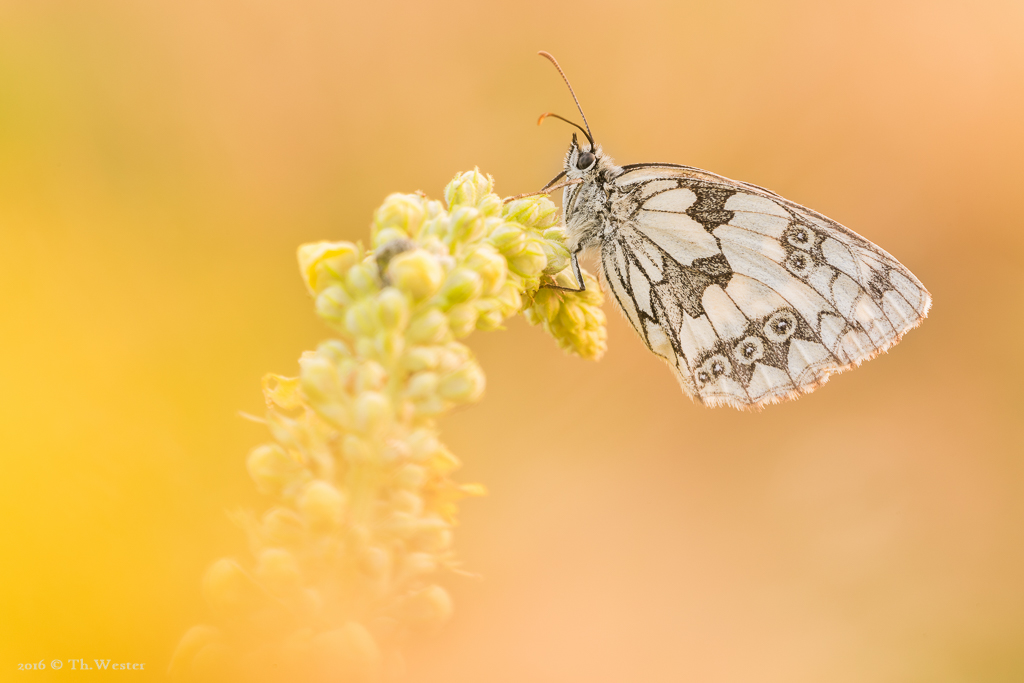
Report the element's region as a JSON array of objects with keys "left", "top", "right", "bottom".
[{"left": 541, "top": 248, "right": 586, "bottom": 292}]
